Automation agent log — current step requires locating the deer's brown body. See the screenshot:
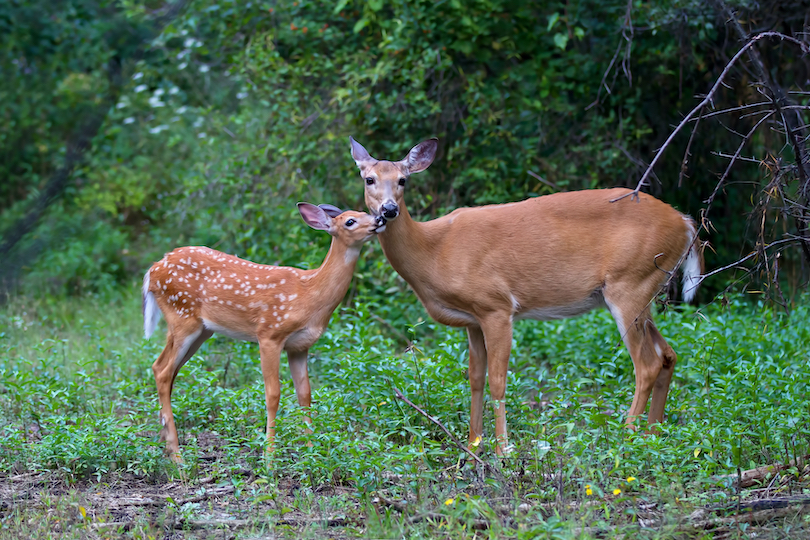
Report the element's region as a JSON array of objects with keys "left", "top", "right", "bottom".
[{"left": 351, "top": 137, "right": 703, "bottom": 455}]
